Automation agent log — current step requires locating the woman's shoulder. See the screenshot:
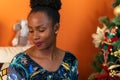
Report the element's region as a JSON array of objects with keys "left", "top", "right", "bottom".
[
  {"left": 64, "top": 51, "right": 78, "bottom": 63},
  {"left": 65, "top": 51, "right": 77, "bottom": 59},
  {"left": 10, "top": 52, "right": 27, "bottom": 64},
  {"left": 15, "top": 46, "right": 34, "bottom": 56},
  {"left": 63, "top": 51, "right": 78, "bottom": 70},
  {"left": 13, "top": 52, "right": 26, "bottom": 59}
]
